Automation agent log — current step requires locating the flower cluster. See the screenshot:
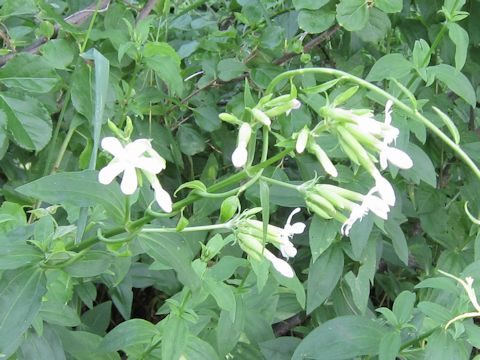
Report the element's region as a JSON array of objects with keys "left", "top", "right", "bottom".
[
  {"left": 236, "top": 208, "right": 305, "bottom": 278},
  {"left": 299, "top": 100, "right": 413, "bottom": 234},
  {"left": 98, "top": 137, "right": 172, "bottom": 213},
  {"left": 219, "top": 95, "right": 301, "bottom": 169}
]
